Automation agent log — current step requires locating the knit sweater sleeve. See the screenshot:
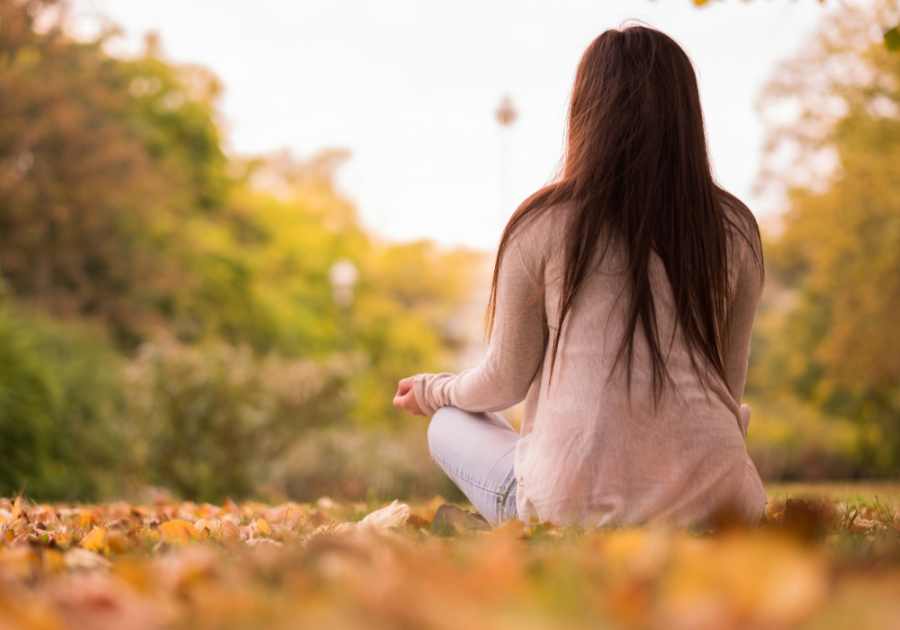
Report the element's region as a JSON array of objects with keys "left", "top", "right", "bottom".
[
  {"left": 724, "top": 223, "right": 764, "bottom": 438},
  {"left": 413, "top": 236, "right": 547, "bottom": 417}
]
